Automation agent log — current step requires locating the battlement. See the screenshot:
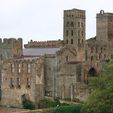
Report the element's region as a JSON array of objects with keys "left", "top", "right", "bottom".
[
  {"left": 97, "top": 10, "right": 113, "bottom": 17},
  {"left": 0, "top": 38, "right": 22, "bottom": 48},
  {"left": 0, "top": 38, "right": 23, "bottom": 60},
  {"left": 24, "top": 39, "right": 64, "bottom": 48},
  {"left": 64, "top": 8, "right": 85, "bottom": 18}
]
